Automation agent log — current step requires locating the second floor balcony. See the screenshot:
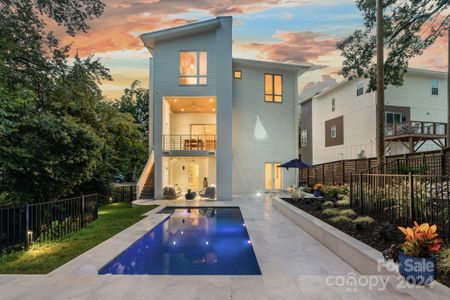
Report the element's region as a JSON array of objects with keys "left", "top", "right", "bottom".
[
  {"left": 163, "top": 134, "right": 216, "bottom": 152},
  {"left": 385, "top": 121, "right": 447, "bottom": 138}
]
